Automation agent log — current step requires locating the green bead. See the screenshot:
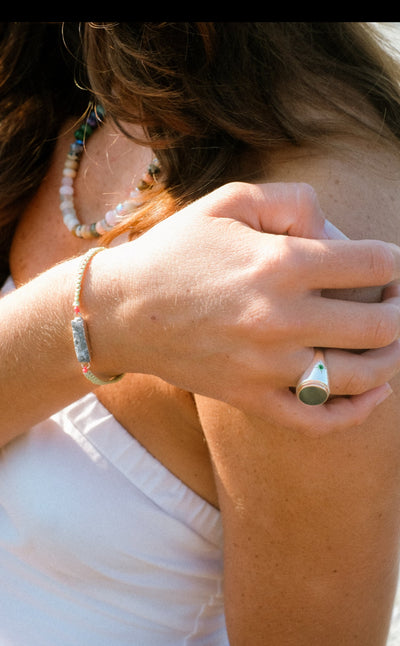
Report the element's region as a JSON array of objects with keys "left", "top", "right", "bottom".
[
  {"left": 74, "top": 124, "right": 93, "bottom": 141},
  {"left": 90, "top": 223, "right": 100, "bottom": 237}
]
